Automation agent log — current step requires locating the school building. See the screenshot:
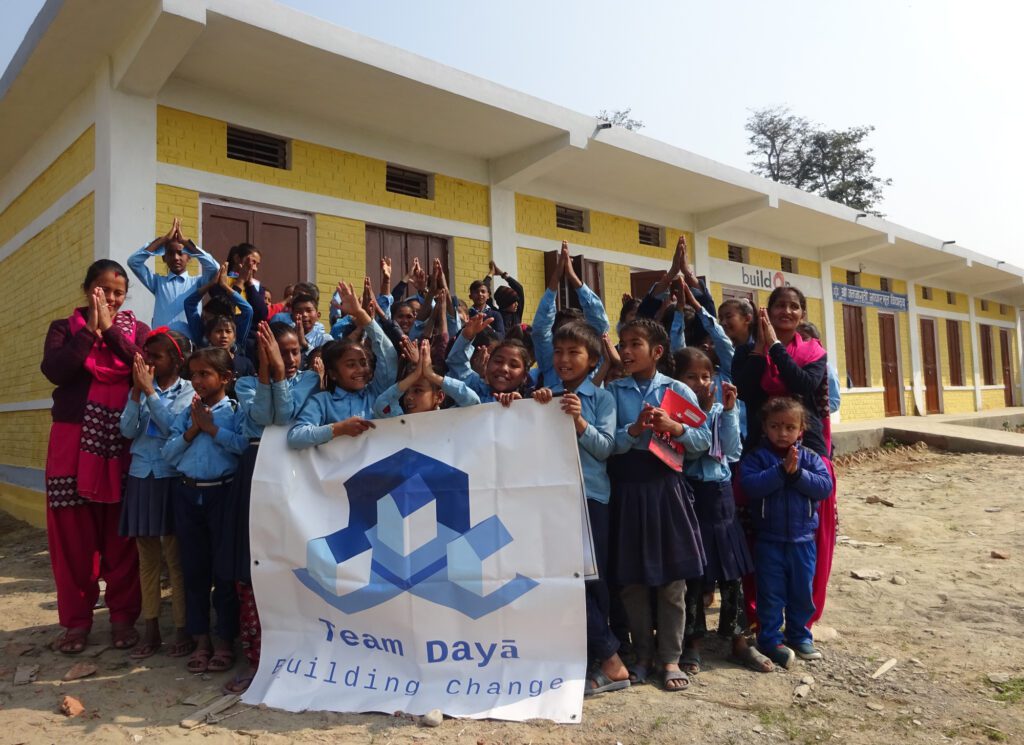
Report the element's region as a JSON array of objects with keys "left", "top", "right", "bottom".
[{"left": 1, "top": 0, "right": 1022, "bottom": 524}]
